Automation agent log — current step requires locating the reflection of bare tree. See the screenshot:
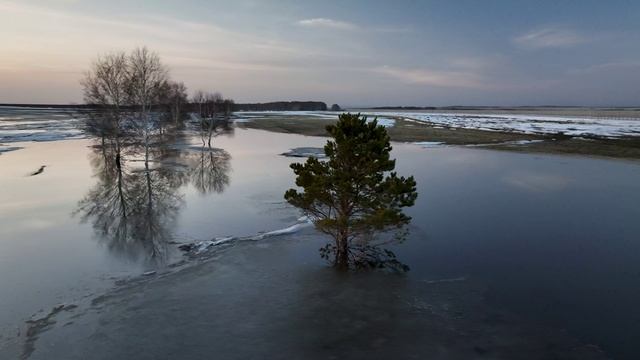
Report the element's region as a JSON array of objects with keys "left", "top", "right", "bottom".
[
  {"left": 182, "top": 117, "right": 233, "bottom": 194},
  {"left": 77, "top": 108, "right": 233, "bottom": 265},
  {"left": 77, "top": 143, "right": 134, "bottom": 259},
  {"left": 76, "top": 135, "right": 185, "bottom": 265},
  {"left": 128, "top": 163, "right": 183, "bottom": 262},
  {"left": 184, "top": 145, "right": 231, "bottom": 194}
]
